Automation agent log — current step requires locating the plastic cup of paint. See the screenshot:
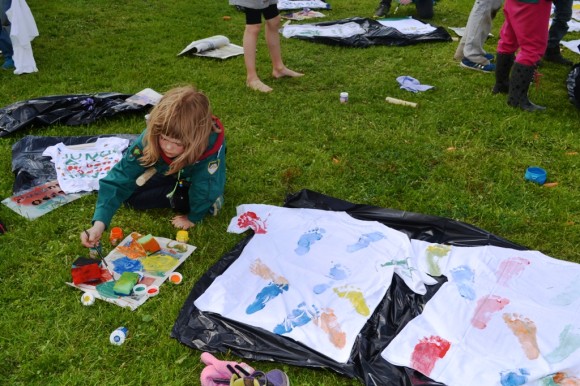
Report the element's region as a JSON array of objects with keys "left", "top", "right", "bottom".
[
  {"left": 169, "top": 272, "right": 183, "bottom": 285},
  {"left": 133, "top": 284, "right": 147, "bottom": 295},
  {"left": 80, "top": 292, "right": 95, "bottom": 306},
  {"left": 146, "top": 285, "right": 160, "bottom": 297},
  {"left": 110, "top": 326, "right": 128, "bottom": 345},
  {"left": 524, "top": 166, "right": 547, "bottom": 185},
  {"left": 176, "top": 230, "right": 189, "bottom": 243},
  {"left": 109, "top": 227, "right": 124, "bottom": 246}
]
